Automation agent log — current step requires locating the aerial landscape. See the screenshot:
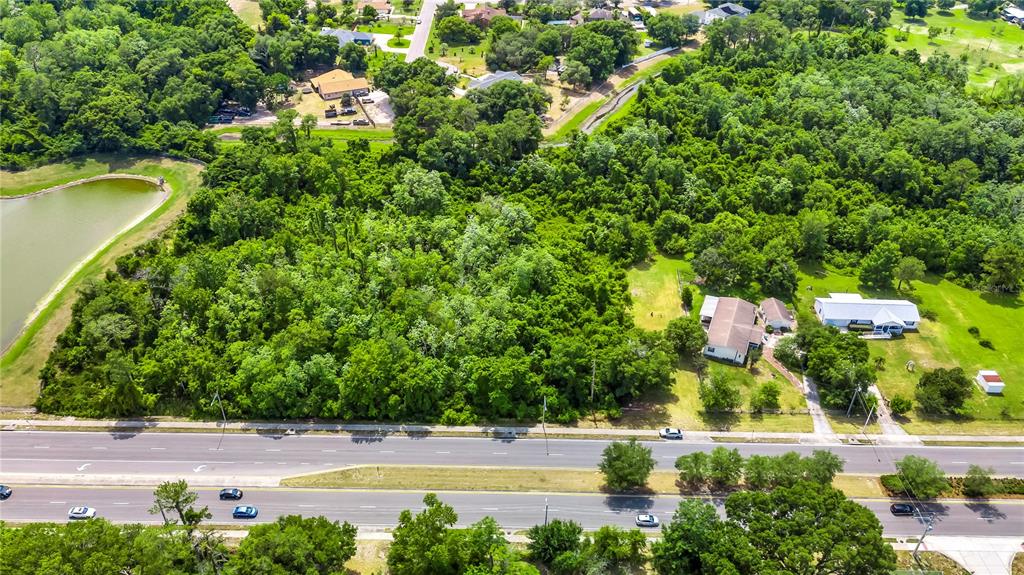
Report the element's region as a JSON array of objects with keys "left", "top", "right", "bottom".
[{"left": 0, "top": 0, "right": 1022, "bottom": 573}]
